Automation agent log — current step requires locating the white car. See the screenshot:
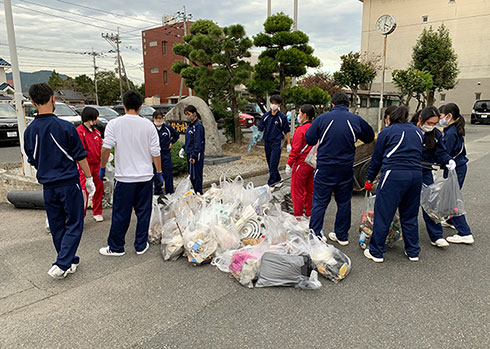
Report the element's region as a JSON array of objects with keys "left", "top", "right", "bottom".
[{"left": 24, "top": 102, "right": 82, "bottom": 125}]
